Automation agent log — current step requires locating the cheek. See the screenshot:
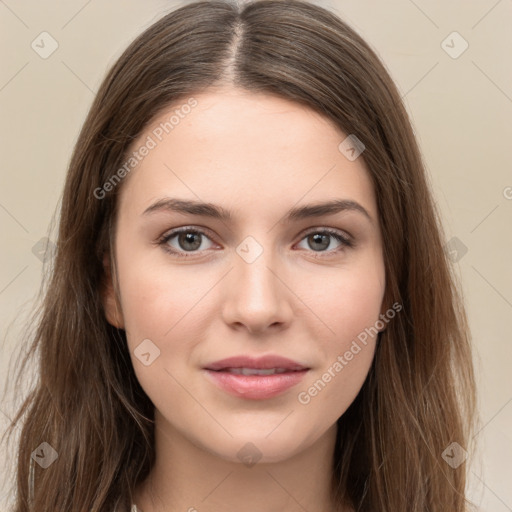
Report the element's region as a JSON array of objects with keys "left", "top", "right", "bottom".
[
  {"left": 116, "top": 258, "right": 206, "bottom": 407},
  {"left": 296, "top": 280, "right": 380, "bottom": 421},
  {"left": 310, "top": 255, "right": 385, "bottom": 342},
  {"left": 296, "top": 341, "right": 375, "bottom": 429},
  {"left": 297, "top": 256, "right": 384, "bottom": 409},
  {"left": 116, "top": 240, "right": 209, "bottom": 340}
]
